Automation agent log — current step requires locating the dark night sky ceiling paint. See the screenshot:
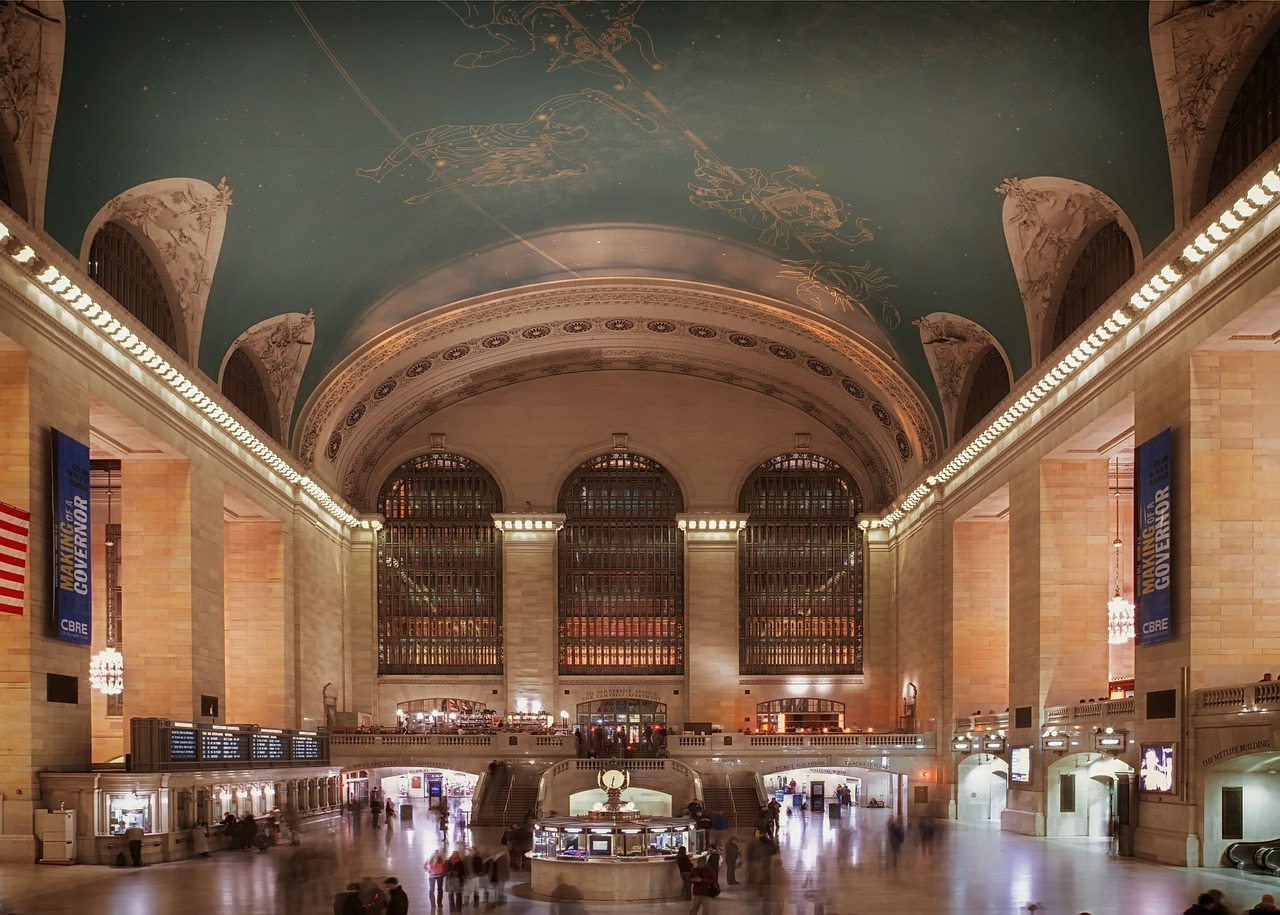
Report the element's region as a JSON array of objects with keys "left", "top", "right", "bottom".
[{"left": 46, "top": 1, "right": 1172, "bottom": 421}]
